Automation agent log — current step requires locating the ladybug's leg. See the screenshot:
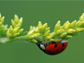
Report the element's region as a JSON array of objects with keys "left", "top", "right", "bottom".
[
  {"left": 43, "top": 37, "right": 46, "bottom": 46},
  {"left": 58, "top": 39, "right": 63, "bottom": 43}
]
